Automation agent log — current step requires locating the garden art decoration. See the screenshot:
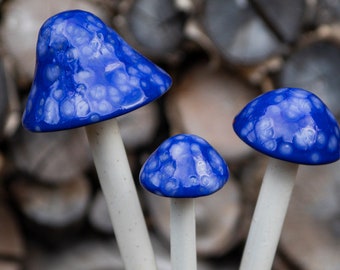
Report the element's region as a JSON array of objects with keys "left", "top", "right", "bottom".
[
  {"left": 22, "top": 9, "right": 172, "bottom": 270},
  {"left": 140, "top": 134, "right": 229, "bottom": 270},
  {"left": 233, "top": 87, "right": 340, "bottom": 270}
]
